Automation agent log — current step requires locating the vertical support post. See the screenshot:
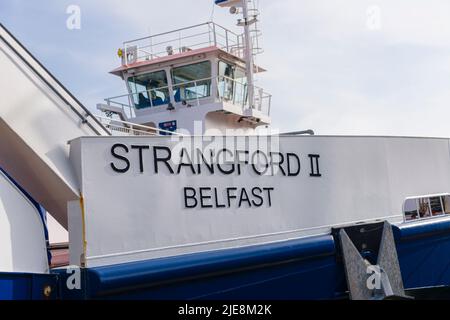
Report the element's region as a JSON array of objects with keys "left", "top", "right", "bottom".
[
  {"left": 212, "top": 23, "right": 217, "bottom": 47},
  {"left": 242, "top": 0, "right": 255, "bottom": 110},
  {"left": 149, "top": 90, "right": 154, "bottom": 108},
  {"left": 128, "top": 94, "right": 133, "bottom": 112},
  {"left": 195, "top": 80, "right": 200, "bottom": 106},
  {"left": 225, "top": 29, "right": 229, "bottom": 52},
  {"left": 268, "top": 95, "right": 272, "bottom": 116}
]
